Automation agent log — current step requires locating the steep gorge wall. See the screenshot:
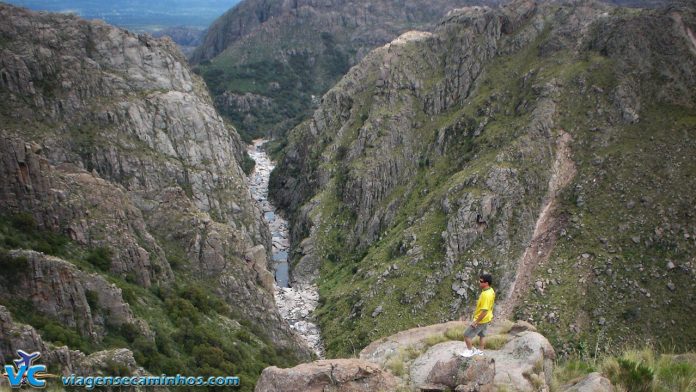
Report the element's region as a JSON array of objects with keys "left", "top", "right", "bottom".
[
  {"left": 0, "top": 3, "right": 312, "bottom": 379},
  {"left": 271, "top": 0, "right": 696, "bottom": 356}
]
